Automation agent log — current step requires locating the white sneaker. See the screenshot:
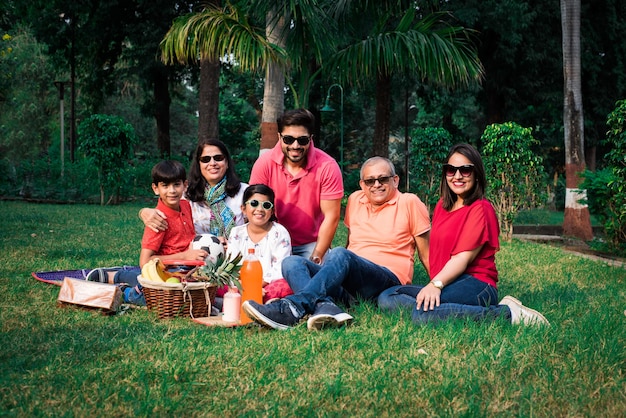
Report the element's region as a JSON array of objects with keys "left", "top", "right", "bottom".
[
  {"left": 306, "top": 302, "right": 353, "bottom": 331},
  {"left": 499, "top": 295, "right": 550, "bottom": 326}
]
